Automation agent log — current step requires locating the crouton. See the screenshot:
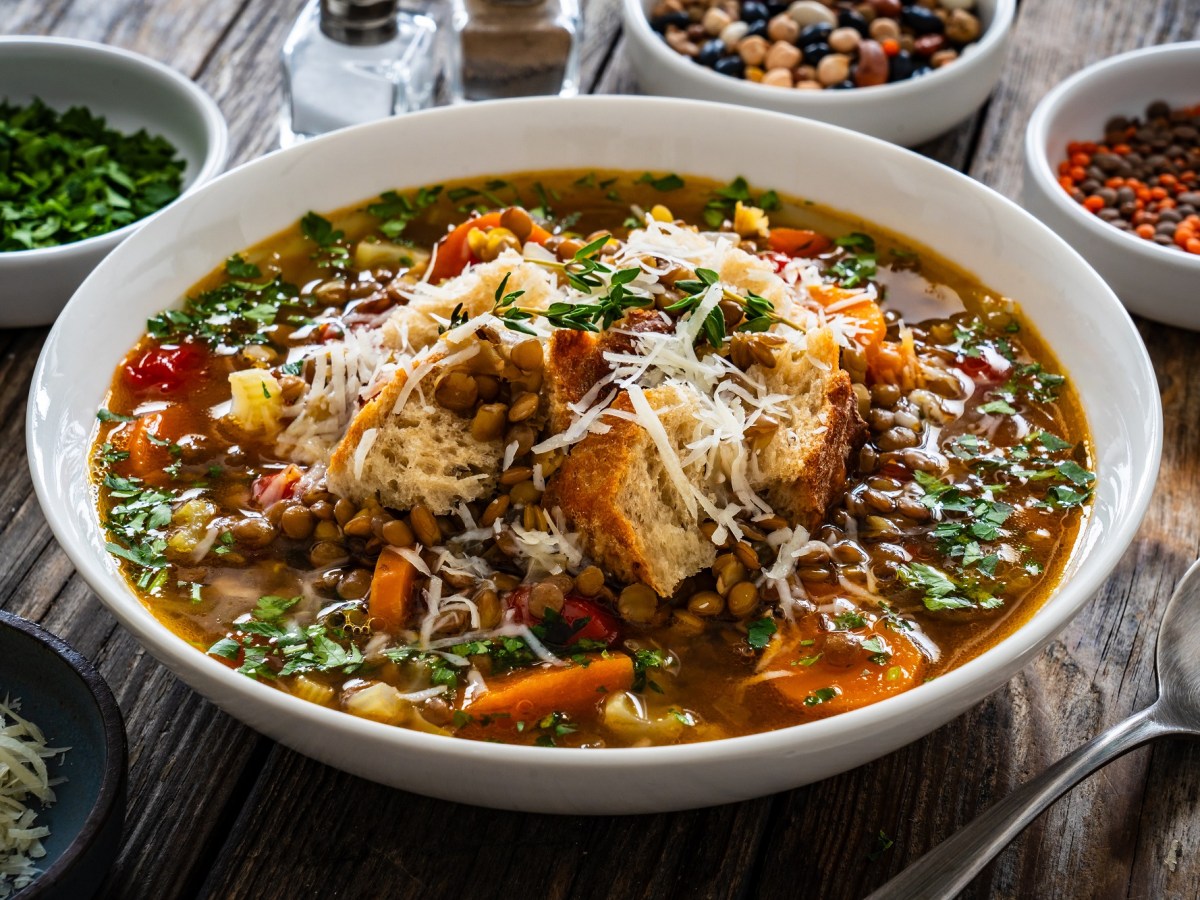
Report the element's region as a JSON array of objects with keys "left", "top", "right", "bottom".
[
  {"left": 748, "top": 327, "right": 866, "bottom": 530},
  {"left": 326, "top": 340, "right": 503, "bottom": 516},
  {"left": 542, "top": 384, "right": 716, "bottom": 597},
  {"left": 544, "top": 308, "right": 673, "bottom": 434}
]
